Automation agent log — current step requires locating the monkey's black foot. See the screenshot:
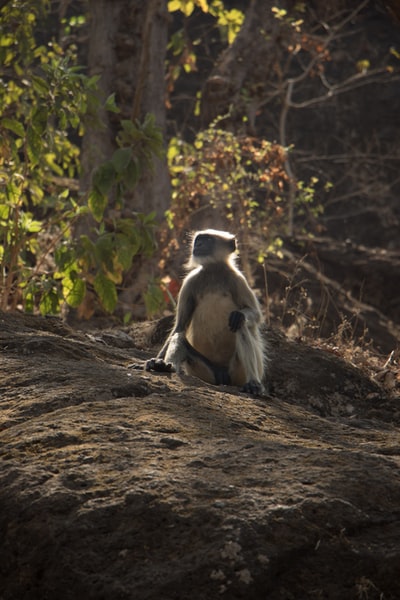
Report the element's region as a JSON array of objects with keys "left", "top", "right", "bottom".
[
  {"left": 241, "top": 379, "right": 264, "bottom": 396},
  {"left": 214, "top": 368, "right": 231, "bottom": 386},
  {"left": 145, "top": 358, "right": 175, "bottom": 373}
]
